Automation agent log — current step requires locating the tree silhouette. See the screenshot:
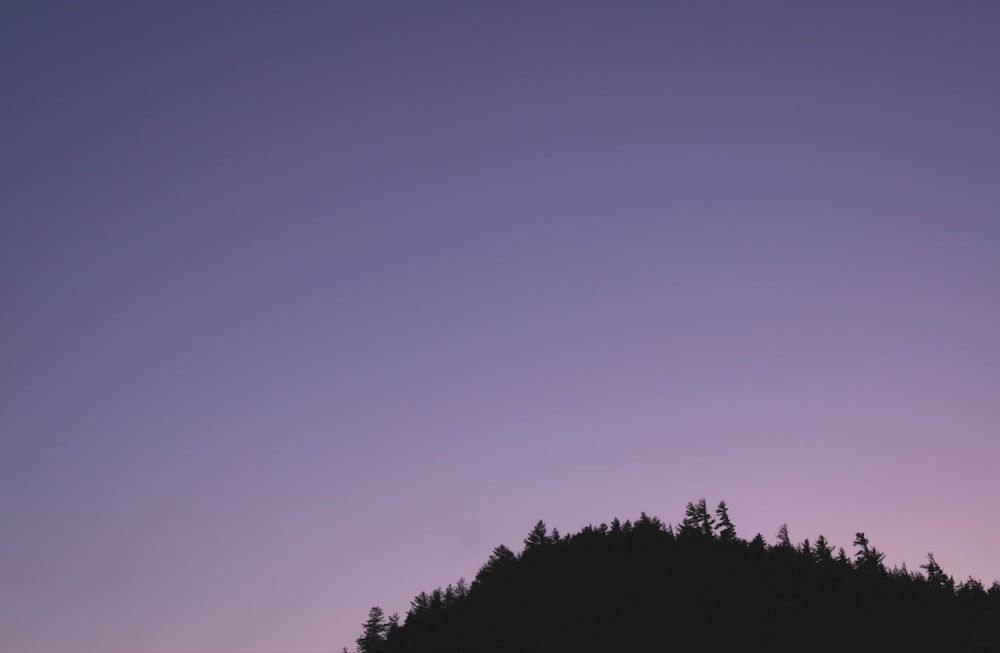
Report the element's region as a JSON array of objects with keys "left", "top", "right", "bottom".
[
  {"left": 921, "top": 552, "right": 954, "bottom": 593},
  {"left": 714, "top": 501, "right": 736, "bottom": 541},
  {"left": 524, "top": 520, "right": 549, "bottom": 550},
  {"left": 814, "top": 534, "right": 833, "bottom": 562},
  {"left": 853, "top": 532, "right": 885, "bottom": 572},
  {"left": 679, "top": 498, "right": 714, "bottom": 538},
  {"left": 353, "top": 500, "right": 999, "bottom": 653},
  {"left": 775, "top": 523, "right": 791, "bottom": 548},
  {"left": 356, "top": 605, "right": 388, "bottom": 653}
]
